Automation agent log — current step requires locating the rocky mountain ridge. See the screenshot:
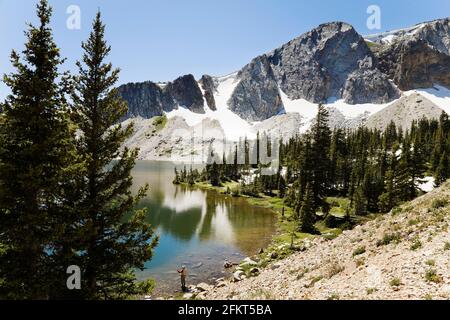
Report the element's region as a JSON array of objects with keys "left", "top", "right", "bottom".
[
  {"left": 117, "top": 18, "right": 449, "bottom": 161},
  {"left": 118, "top": 18, "right": 449, "bottom": 124},
  {"left": 370, "top": 18, "right": 450, "bottom": 91}
]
